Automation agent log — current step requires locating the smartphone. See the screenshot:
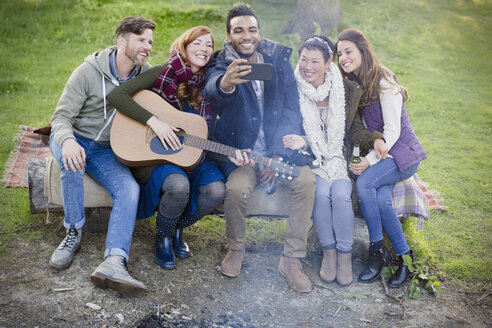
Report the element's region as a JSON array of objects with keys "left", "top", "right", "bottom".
[{"left": 238, "top": 62, "right": 273, "bottom": 81}]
